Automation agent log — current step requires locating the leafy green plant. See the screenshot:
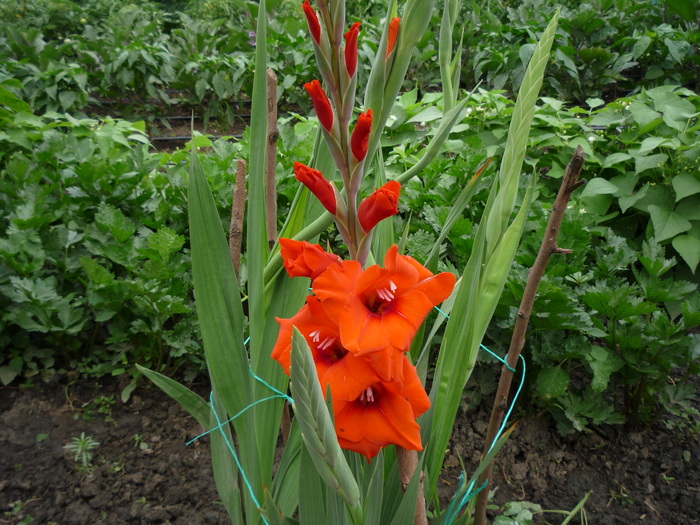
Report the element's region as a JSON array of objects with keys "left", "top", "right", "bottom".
[
  {"left": 3, "top": 499, "right": 36, "bottom": 525},
  {"left": 457, "top": 0, "right": 700, "bottom": 102},
  {"left": 579, "top": 85, "right": 700, "bottom": 273},
  {"left": 77, "top": 394, "right": 115, "bottom": 422},
  {"left": 0, "top": 86, "right": 205, "bottom": 385},
  {"left": 85, "top": 9, "right": 176, "bottom": 110},
  {"left": 63, "top": 432, "right": 100, "bottom": 470},
  {"left": 501, "top": 222, "right": 699, "bottom": 432},
  {"left": 491, "top": 497, "right": 593, "bottom": 525}
]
